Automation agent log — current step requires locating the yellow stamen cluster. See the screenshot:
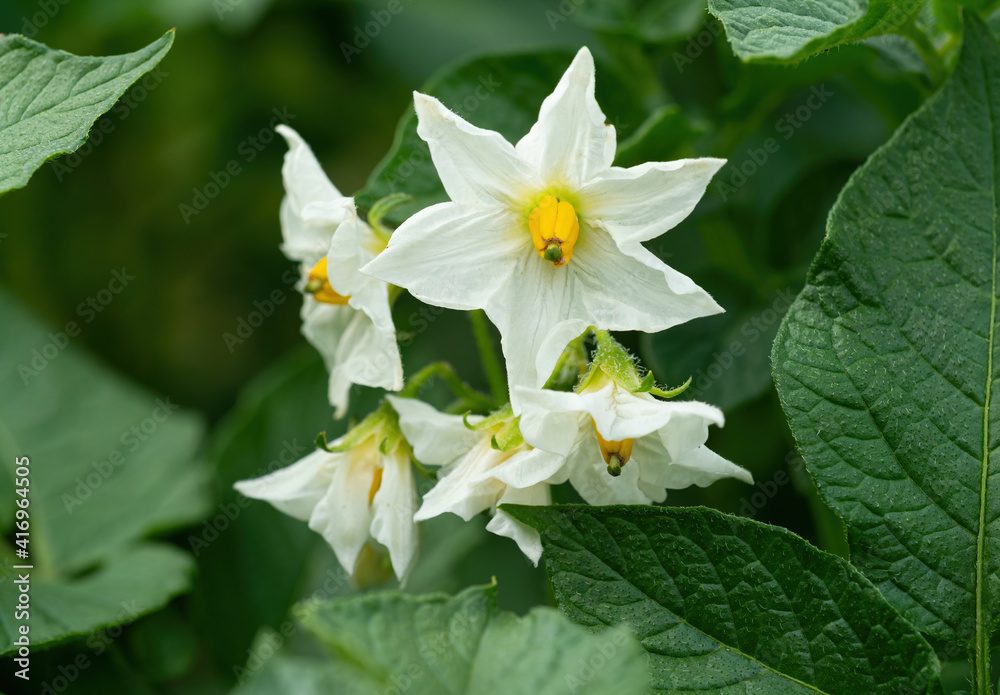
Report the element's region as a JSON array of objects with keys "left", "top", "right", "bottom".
[
  {"left": 528, "top": 195, "right": 579, "bottom": 268},
  {"left": 593, "top": 420, "right": 633, "bottom": 477},
  {"left": 304, "top": 257, "right": 351, "bottom": 305}
]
